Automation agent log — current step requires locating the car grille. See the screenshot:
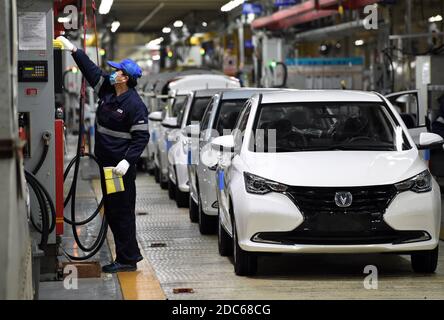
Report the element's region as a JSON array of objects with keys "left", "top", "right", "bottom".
[
  {"left": 286, "top": 185, "right": 398, "bottom": 216},
  {"left": 252, "top": 185, "right": 429, "bottom": 245}
]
